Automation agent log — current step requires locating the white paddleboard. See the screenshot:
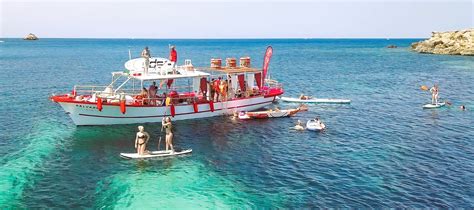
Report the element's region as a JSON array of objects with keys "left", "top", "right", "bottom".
[
  {"left": 423, "top": 102, "right": 446, "bottom": 109},
  {"left": 120, "top": 149, "right": 192, "bottom": 159},
  {"left": 279, "top": 96, "right": 351, "bottom": 104}
]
